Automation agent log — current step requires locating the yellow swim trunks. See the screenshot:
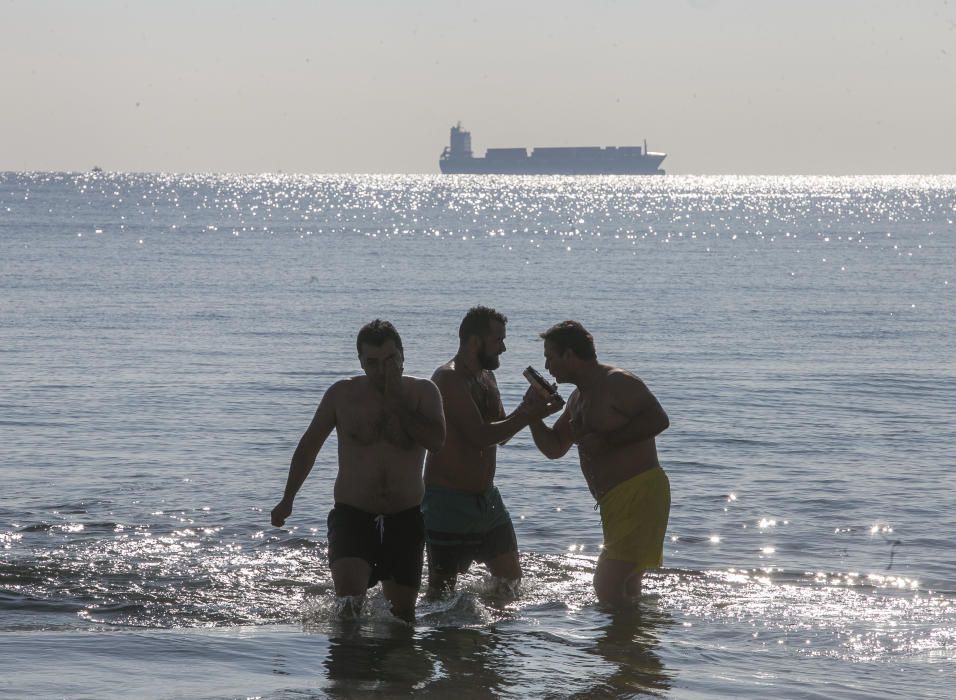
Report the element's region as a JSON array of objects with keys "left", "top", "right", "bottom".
[{"left": 598, "top": 466, "right": 670, "bottom": 571}]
